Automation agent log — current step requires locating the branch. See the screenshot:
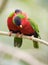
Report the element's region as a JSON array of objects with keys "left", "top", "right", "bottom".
[{"left": 0, "top": 31, "right": 48, "bottom": 46}]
